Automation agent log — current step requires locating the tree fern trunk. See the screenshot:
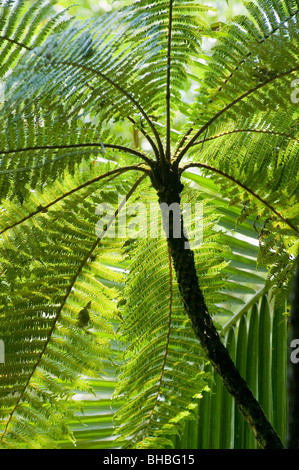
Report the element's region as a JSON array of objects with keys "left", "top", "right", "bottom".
[
  {"left": 287, "top": 255, "right": 299, "bottom": 449},
  {"left": 155, "top": 176, "right": 283, "bottom": 449}
]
